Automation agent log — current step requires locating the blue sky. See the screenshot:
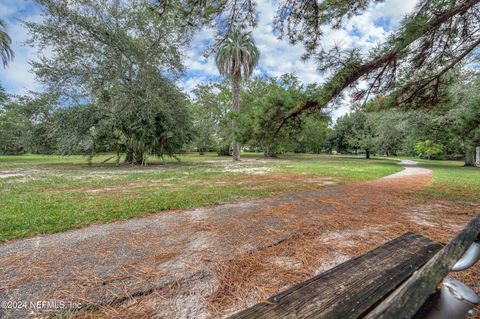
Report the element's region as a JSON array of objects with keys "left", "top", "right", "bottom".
[{"left": 0, "top": 0, "right": 418, "bottom": 118}]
